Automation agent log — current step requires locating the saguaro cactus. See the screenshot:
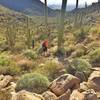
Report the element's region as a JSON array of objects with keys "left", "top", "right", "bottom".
[
  {"left": 26, "top": 17, "right": 32, "bottom": 49},
  {"left": 44, "top": 0, "right": 48, "bottom": 31},
  {"left": 57, "top": 0, "right": 67, "bottom": 55},
  {"left": 5, "top": 25, "right": 16, "bottom": 51},
  {"left": 76, "top": 0, "right": 79, "bottom": 9}
]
